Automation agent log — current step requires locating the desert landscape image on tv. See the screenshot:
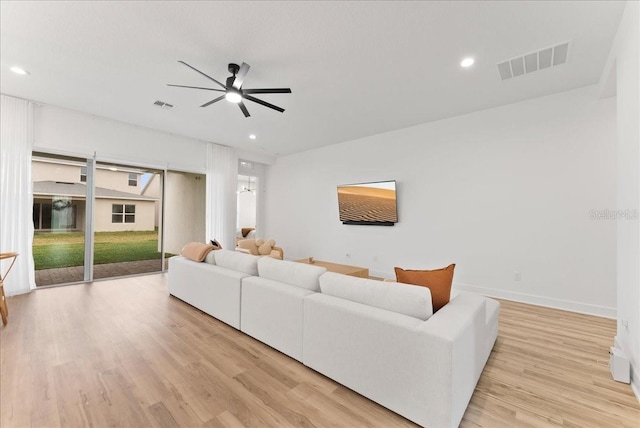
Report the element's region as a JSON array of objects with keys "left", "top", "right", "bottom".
[{"left": 337, "top": 181, "right": 398, "bottom": 223}]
